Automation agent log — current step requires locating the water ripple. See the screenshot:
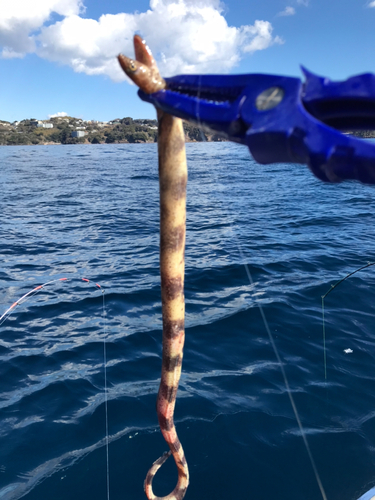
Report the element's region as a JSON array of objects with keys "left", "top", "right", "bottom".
[{"left": 1, "top": 143, "right": 375, "bottom": 499}]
